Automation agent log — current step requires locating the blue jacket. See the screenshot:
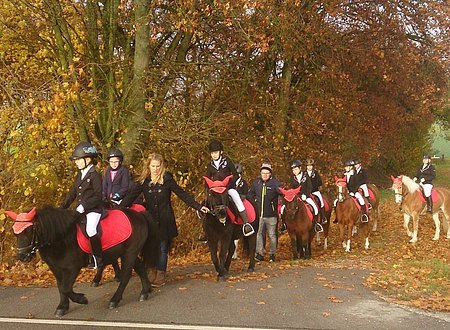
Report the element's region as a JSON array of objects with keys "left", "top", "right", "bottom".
[{"left": 247, "top": 175, "right": 283, "bottom": 218}]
